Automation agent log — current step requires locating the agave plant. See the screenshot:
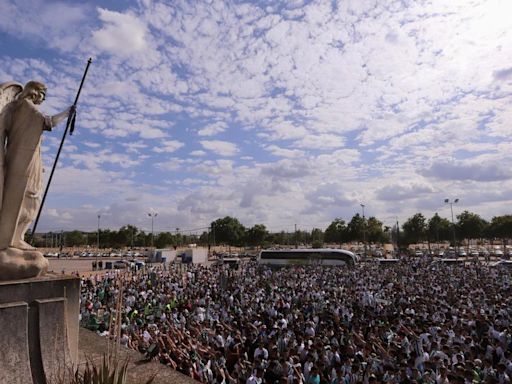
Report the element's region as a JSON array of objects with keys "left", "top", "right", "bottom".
[
  {"left": 81, "top": 356, "right": 129, "bottom": 384},
  {"left": 50, "top": 354, "right": 155, "bottom": 384}
]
